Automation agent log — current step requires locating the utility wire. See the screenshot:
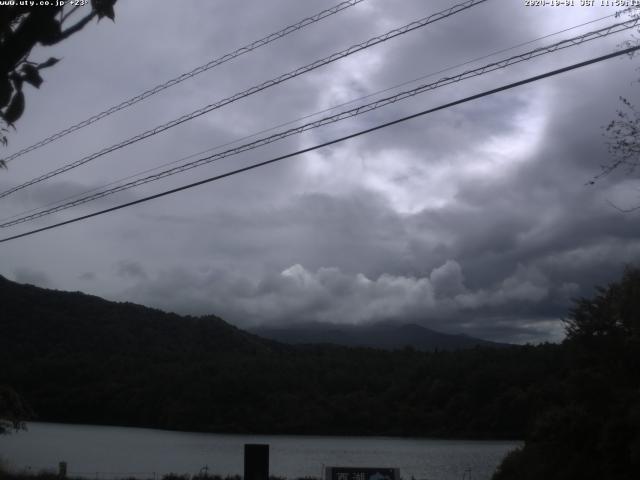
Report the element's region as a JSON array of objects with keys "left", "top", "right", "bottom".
[
  {"left": 0, "top": 11, "right": 618, "bottom": 225},
  {"left": 0, "top": 0, "right": 490, "bottom": 200},
  {"left": 1, "top": 17, "right": 637, "bottom": 228},
  {"left": 1, "top": 44, "right": 638, "bottom": 244},
  {"left": 0, "top": 0, "right": 366, "bottom": 165}
]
